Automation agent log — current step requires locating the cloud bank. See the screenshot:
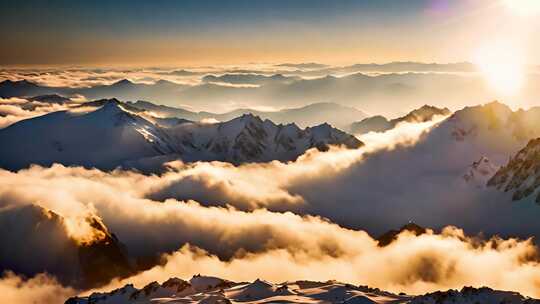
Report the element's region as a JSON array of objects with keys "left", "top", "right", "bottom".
[
  {"left": 0, "top": 272, "right": 74, "bottom": 304},
  {"left": 98, "top": 226, "right": 540, "bottom": 298},
  {"left": 0, "top": 98, "right": 70, "bottom": 128},
  {"left": 5, "top": 64, "right": 540, "bottom": 116}
]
